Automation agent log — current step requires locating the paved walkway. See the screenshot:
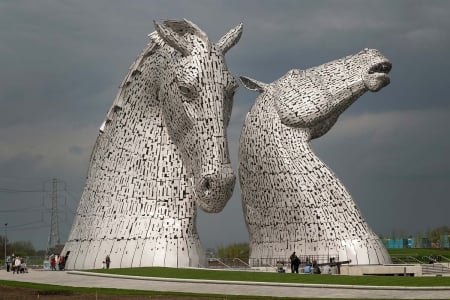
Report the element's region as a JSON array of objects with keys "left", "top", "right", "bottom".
[{"left": 1, "top": 269, "right": 450, "bottom": 299}]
